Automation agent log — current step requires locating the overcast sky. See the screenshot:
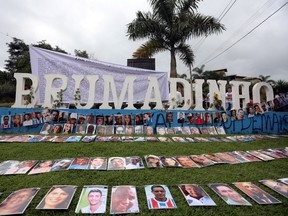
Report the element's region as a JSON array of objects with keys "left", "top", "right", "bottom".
[{"left": 1, "top": 0, "right": 287, "bottom": 81}]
